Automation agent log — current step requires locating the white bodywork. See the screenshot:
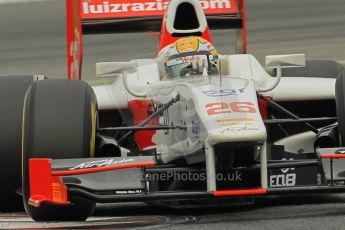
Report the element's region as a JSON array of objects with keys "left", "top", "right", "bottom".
[
  {"left": 147, "top": 76, "right": 267, "bottom": 162},
  {"left": 92, "top": 53, "right": 335, "bottom": 162},
  {"left": 93, "top": 54, "right": 336, "bottom": 109},
  {"left": 274, "top": 131, "right": 316, "bottom": 154}
]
